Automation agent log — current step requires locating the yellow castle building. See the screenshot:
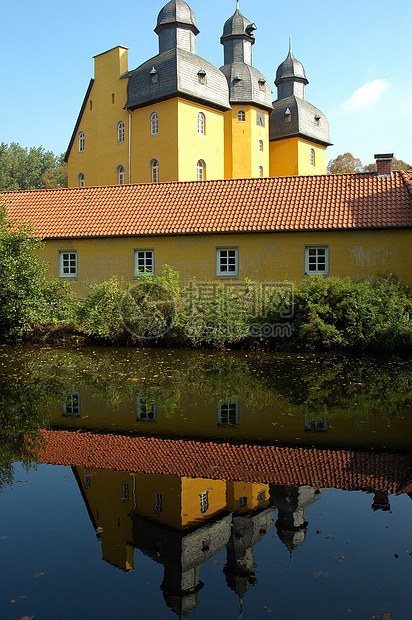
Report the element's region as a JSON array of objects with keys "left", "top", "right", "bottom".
[{"left": 65, "top": 0, "right": 331, "bottom": 187}]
